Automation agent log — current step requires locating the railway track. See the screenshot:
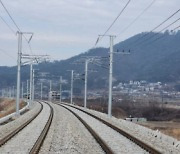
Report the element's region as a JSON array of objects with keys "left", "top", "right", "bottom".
[
  {"left": 59, "top": 104, "right": 113, "bottom": 154},
  {"left": 30, "top": 102, "right": 54, "bottom": 154},
  {"left": 0, "top": 102, "right": 43, "bottom": 147},
  {"left": 59, "top": 103, "right": 161, "bottom": 154},
  {"left": 0, "top": 102, "right": 54, "bottom": 154}
]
